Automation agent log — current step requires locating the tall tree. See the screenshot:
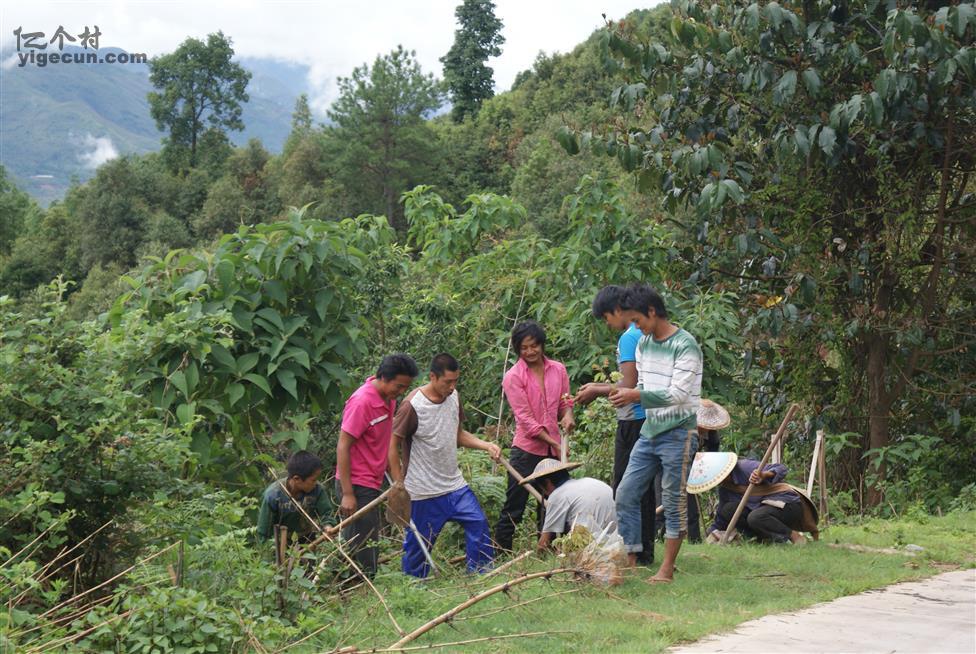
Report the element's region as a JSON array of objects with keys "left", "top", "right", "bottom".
[
  {"left": 0, "top": 166, "right": 37, "bottom": 258},
  {"left": 568, "top": 0, "right": 976, "bottom": 503},
  {"left": 148, "top": 32, "right": 251, "bottom": 169},
  {"left": 441, "top": 0, "right": 505, "bottom": 122},
  {"left": 325, "top": 46, "right": 444, "bottom": 228}
]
